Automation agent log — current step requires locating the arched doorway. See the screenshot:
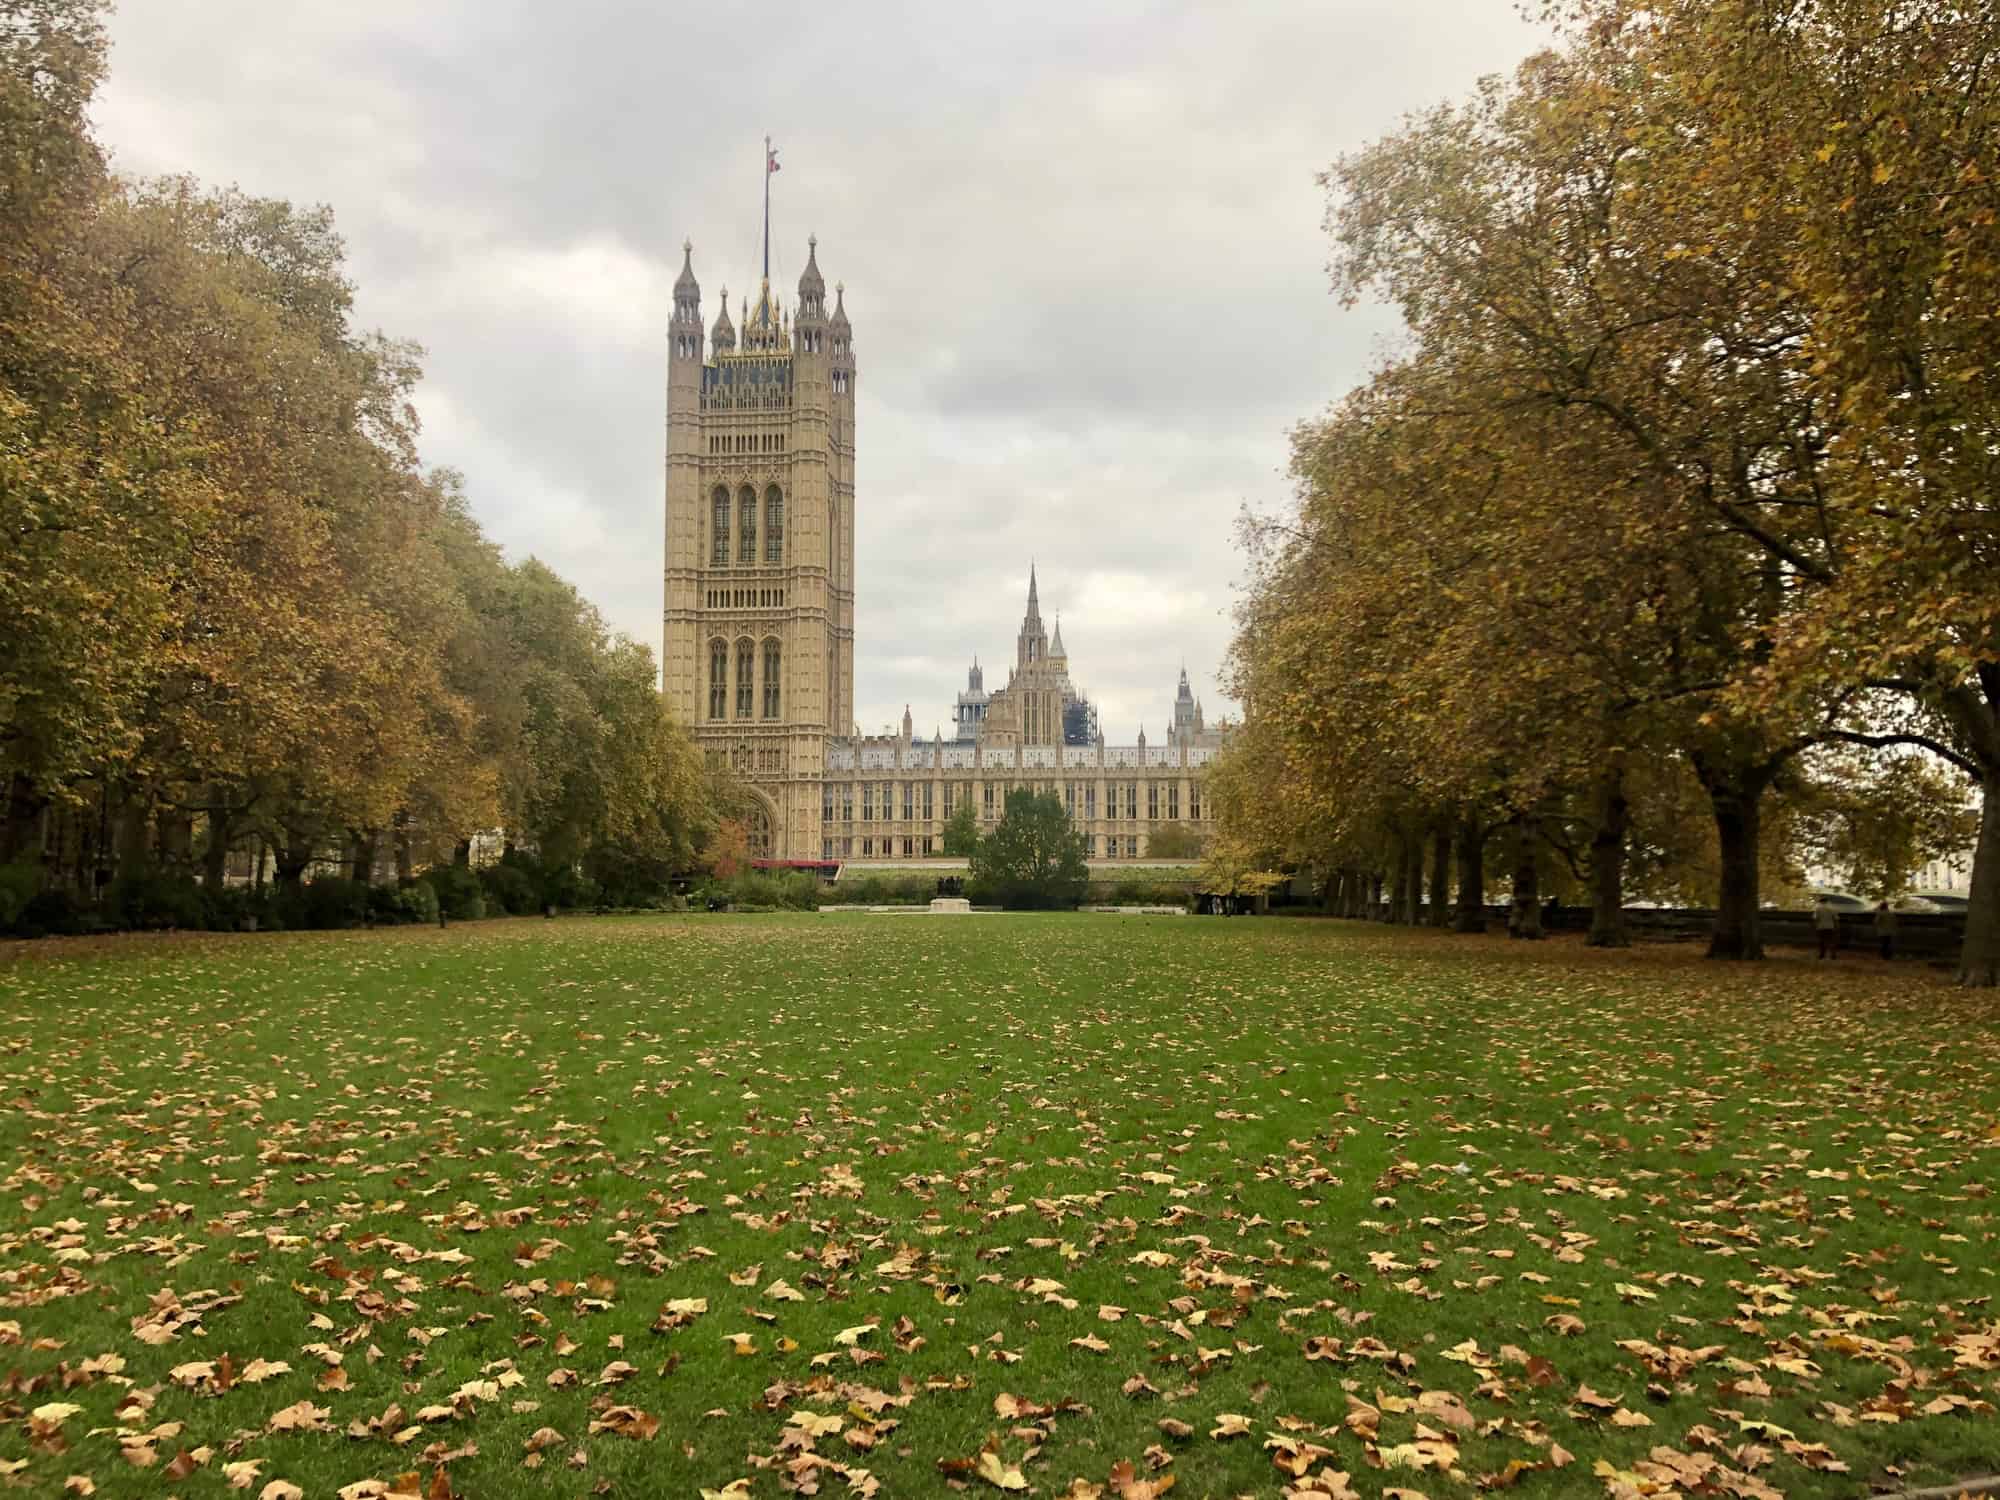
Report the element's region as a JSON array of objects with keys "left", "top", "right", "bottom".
[{"left": 746, "top": 802, "right": 773, "bottom": 860}]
